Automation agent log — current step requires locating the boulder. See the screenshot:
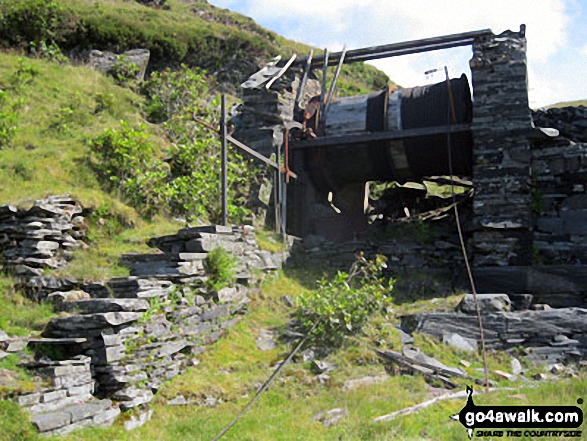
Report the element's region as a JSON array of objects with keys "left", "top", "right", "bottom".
[
  {"left": 457, "top": 293, "right": 511, "bottom": 314},
  {"left": 86, "top": 49, "right": 150, "bottom": 81},
  {"left": 442, "top": 332, "right": 477, "bottom": 351}
]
